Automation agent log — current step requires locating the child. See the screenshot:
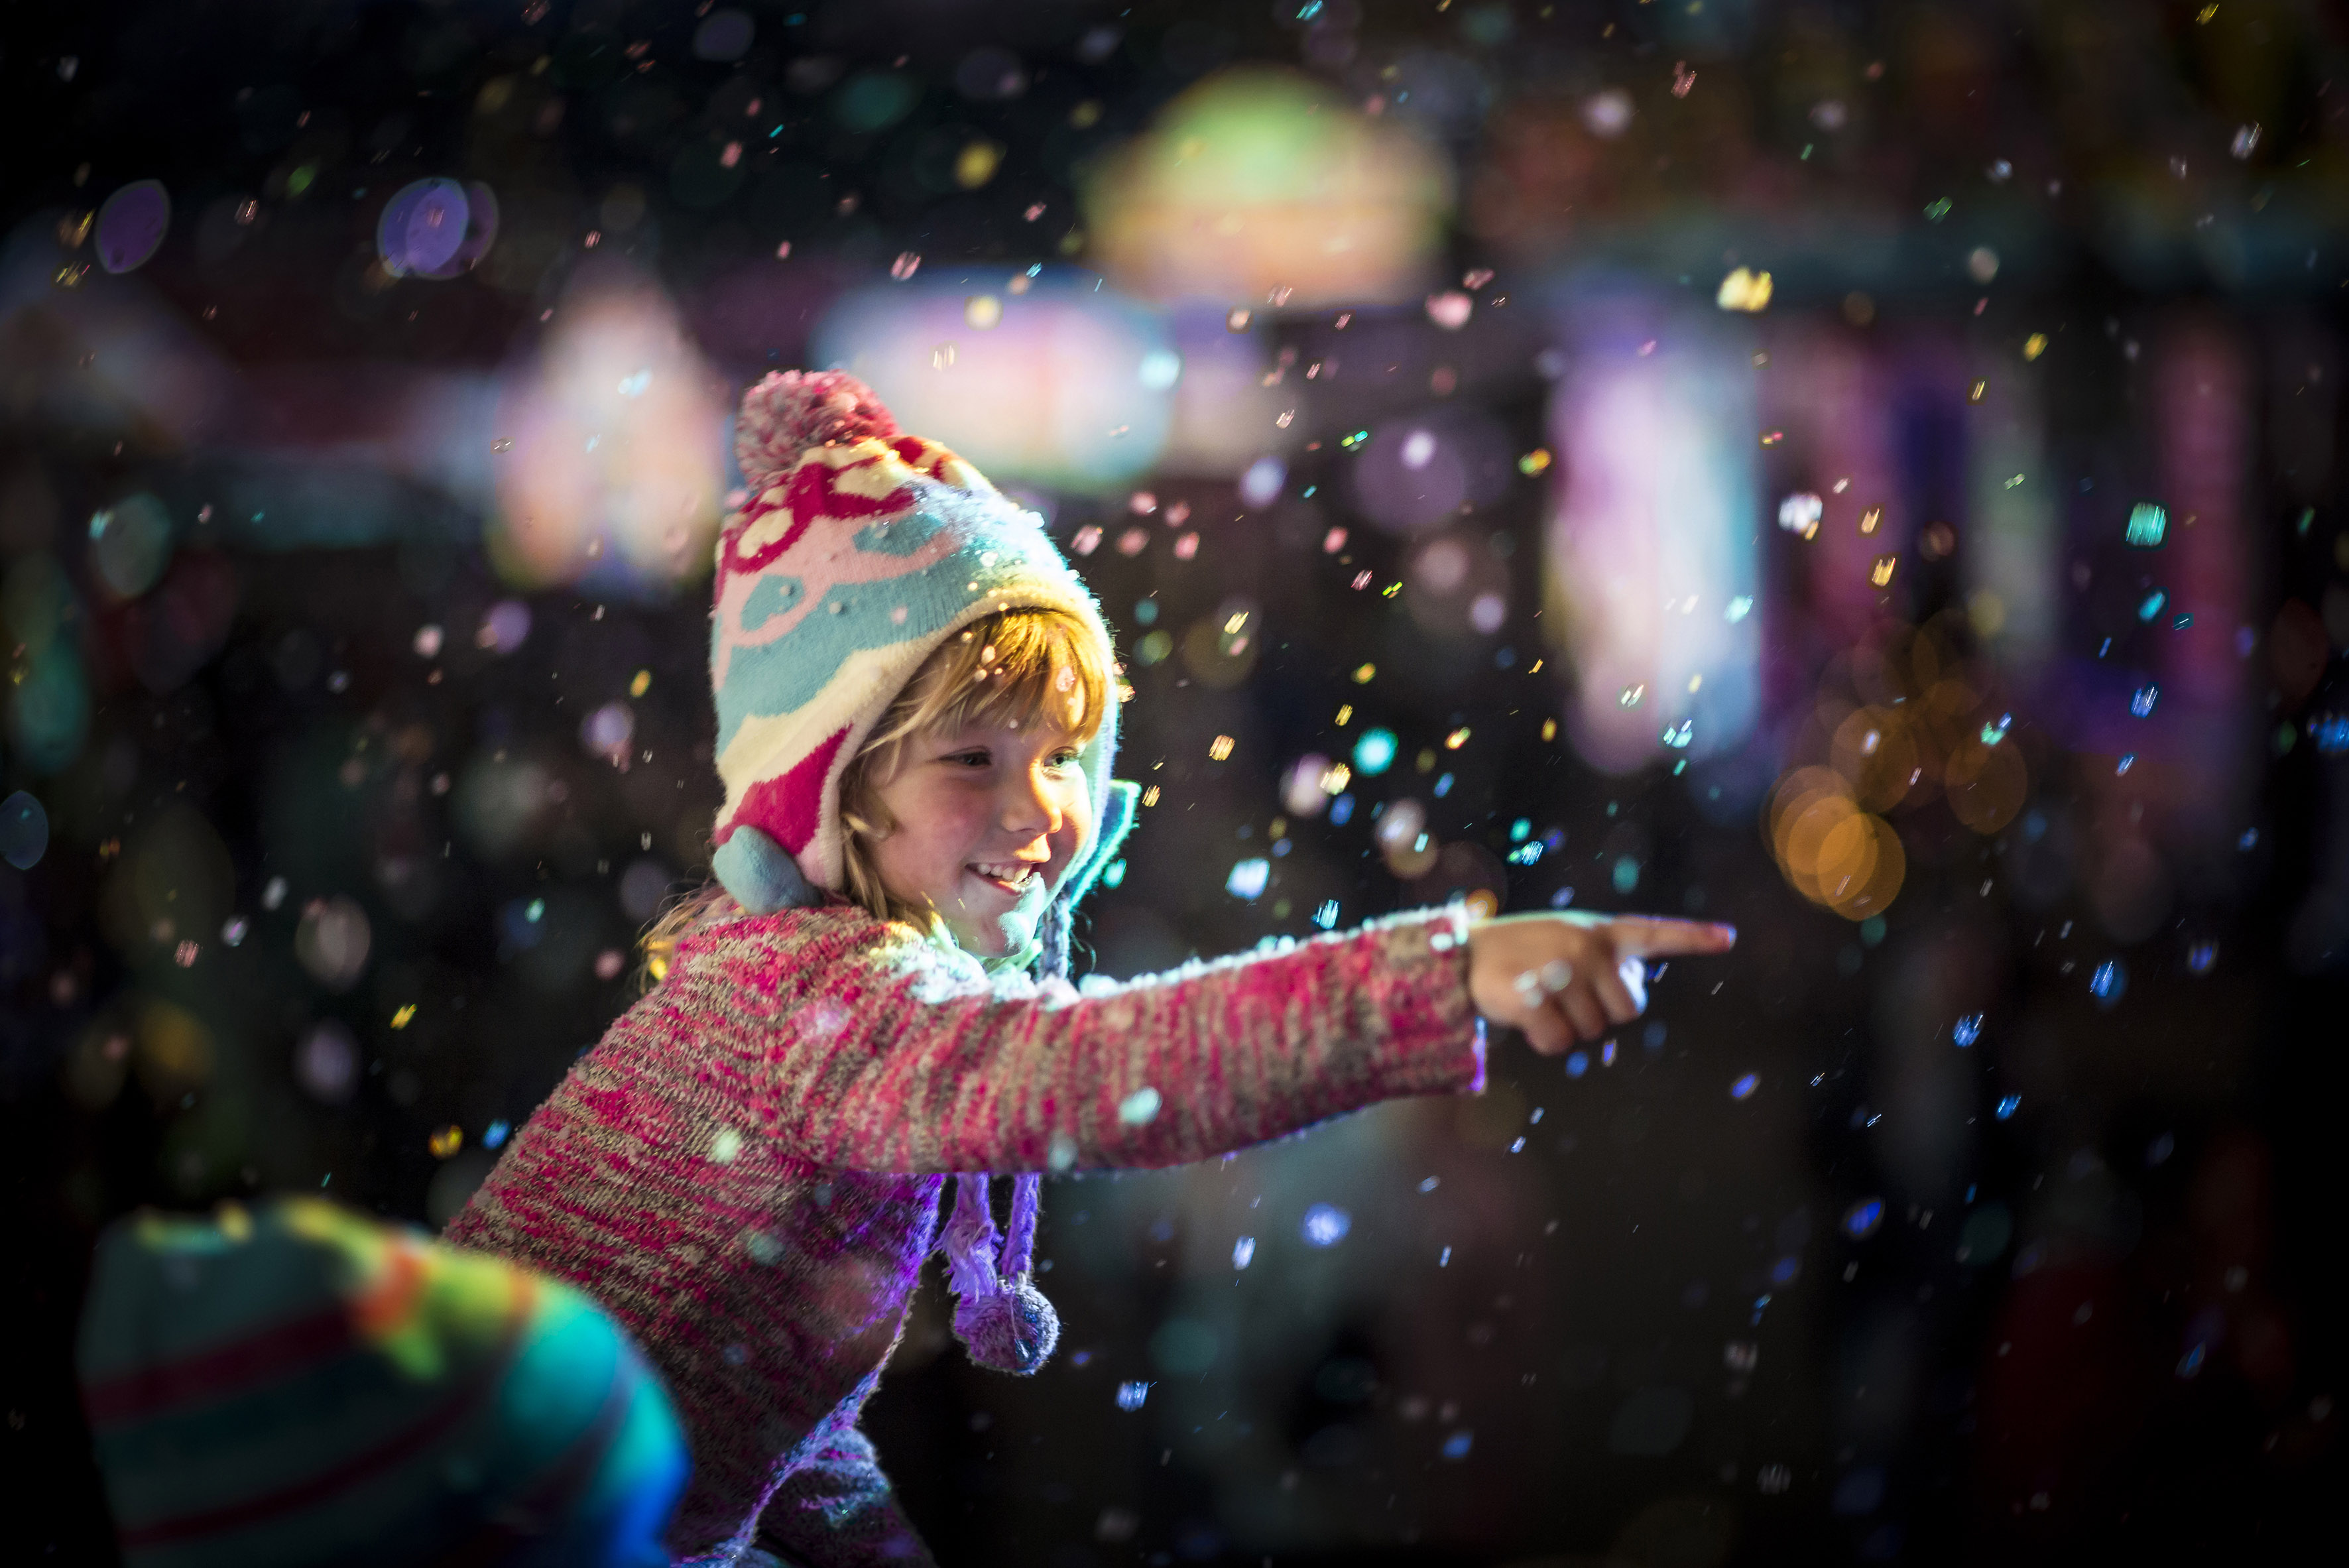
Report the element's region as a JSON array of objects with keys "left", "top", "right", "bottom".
[{"left": 444, "top": 370, "right": 1734, "bottom": 1567}]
